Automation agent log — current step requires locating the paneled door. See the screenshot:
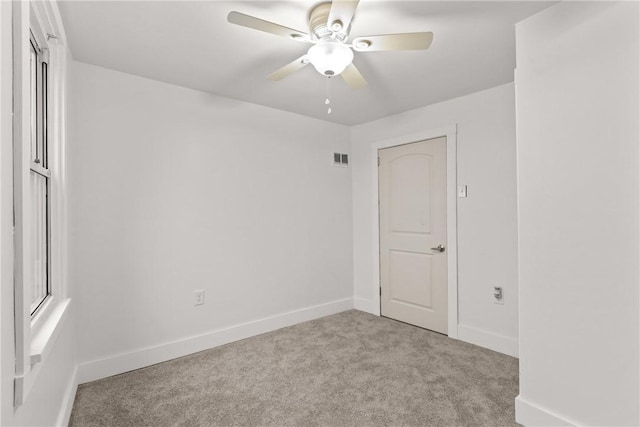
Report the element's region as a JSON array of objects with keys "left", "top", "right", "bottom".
[{"left": 379, "top": 137, "right": 448, "bottom": 333}]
